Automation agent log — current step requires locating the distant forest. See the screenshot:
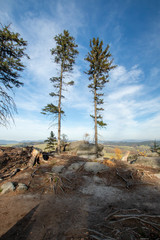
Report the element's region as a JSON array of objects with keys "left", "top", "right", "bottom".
[
  {"left": 0, "top": 139, "right": 160, "bottom": 148},
  {"left": 103, "top": 140, "right": 160, "bottom": 147}
]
